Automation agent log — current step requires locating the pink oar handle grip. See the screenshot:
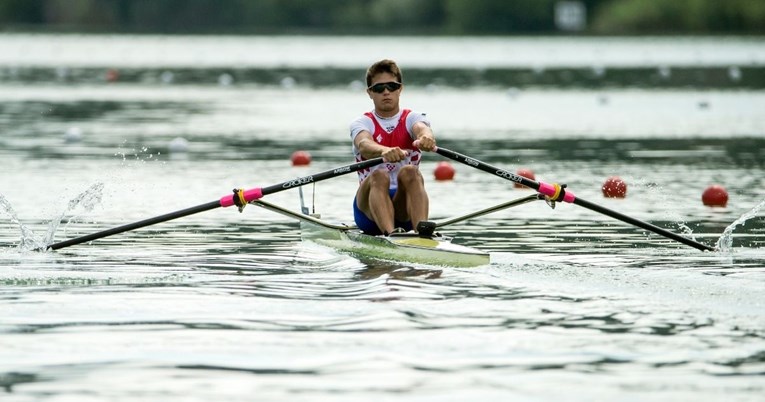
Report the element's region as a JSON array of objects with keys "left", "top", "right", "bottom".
[
  {"left": 537, "top": 182, "right": 576, "bottom": 203},
  {"left": 219, "top": 188, "right": 263, "bottom": 207}
]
